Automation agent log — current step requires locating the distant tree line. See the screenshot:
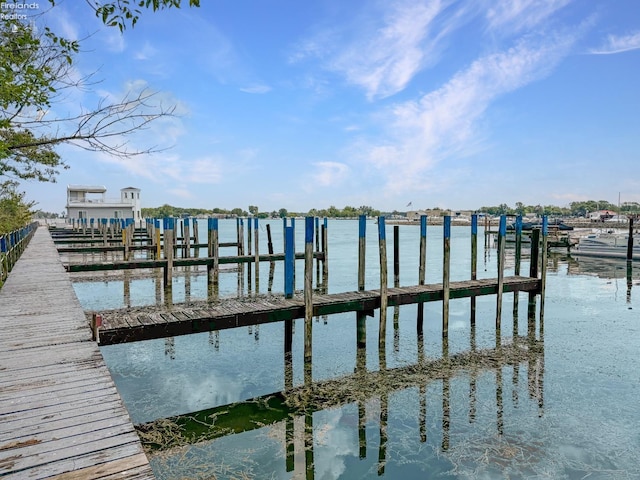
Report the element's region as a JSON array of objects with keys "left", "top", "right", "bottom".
[
  {"left": 141, "top": 204, "right": 382, "bottom": 219},
  {"left": 478, "top": 200, "right": 639, "bottom": 217}
]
